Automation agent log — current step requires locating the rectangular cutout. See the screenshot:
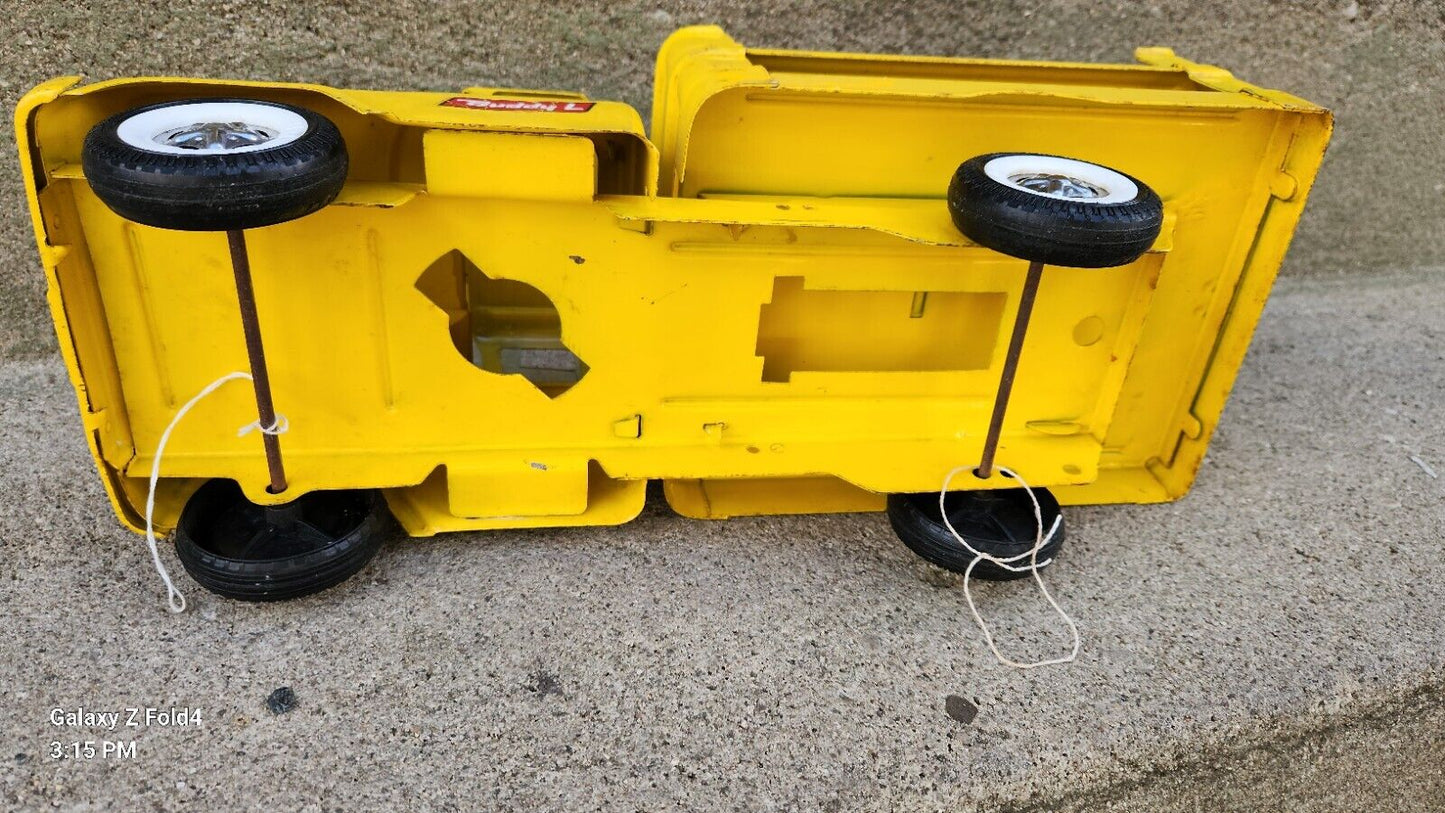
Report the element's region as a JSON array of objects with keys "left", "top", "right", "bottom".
[{"left": 755, "top": 277, "right": 1005, "bottom": 382}]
